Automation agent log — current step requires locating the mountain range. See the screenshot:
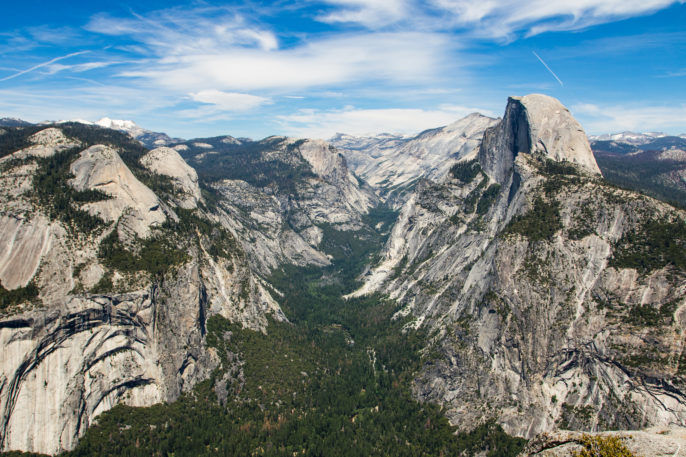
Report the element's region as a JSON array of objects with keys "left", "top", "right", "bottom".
[{"left": 0, "top": 96, "right": 685, "bottom": 457}]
